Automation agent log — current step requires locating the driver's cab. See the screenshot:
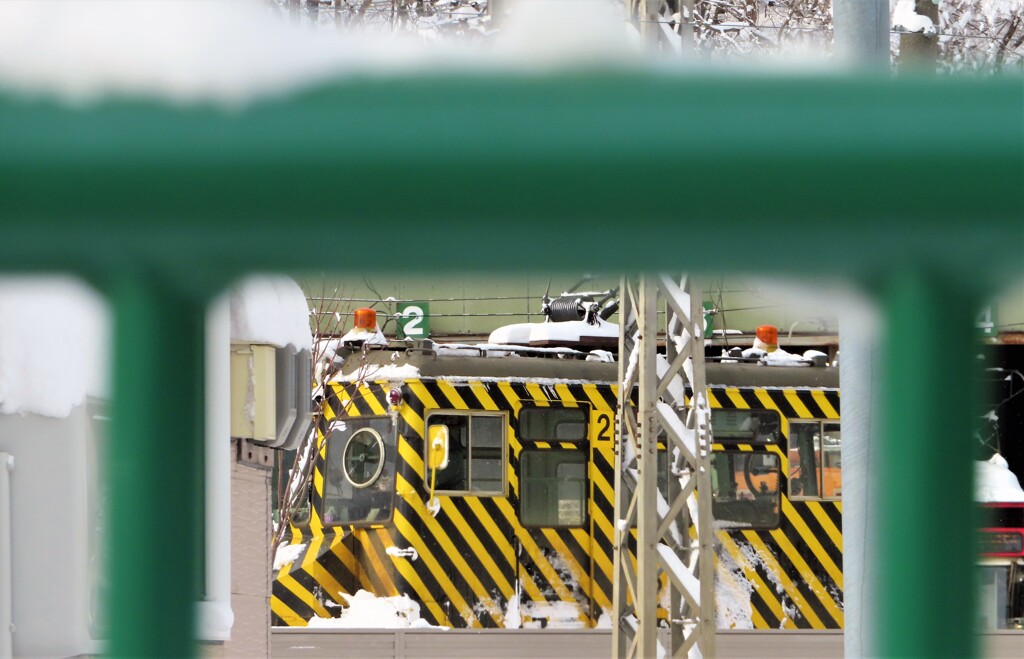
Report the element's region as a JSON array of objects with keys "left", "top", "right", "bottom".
[{"left": 710, "top": 408, "right": 783, "bottom": 529}]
